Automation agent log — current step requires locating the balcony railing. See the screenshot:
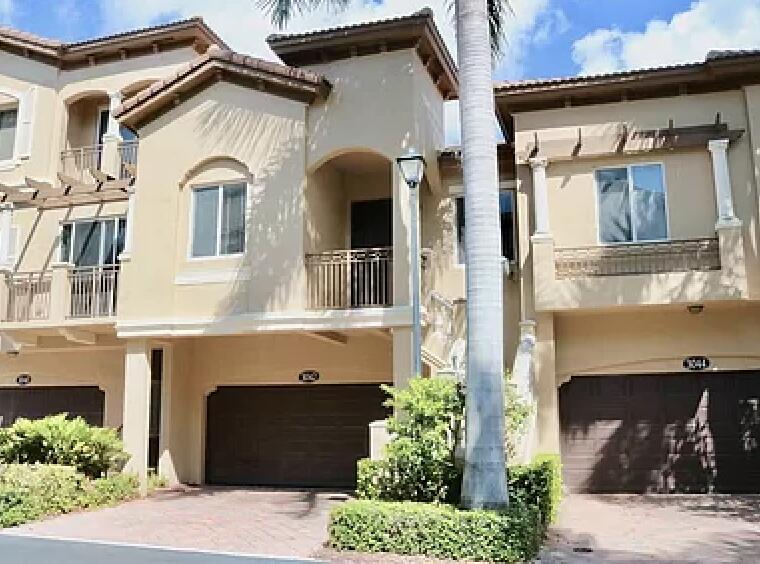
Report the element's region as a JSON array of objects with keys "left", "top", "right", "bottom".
[
  {"left": 60, "top": 145, "right": 103, "bottom": 184},
  {"left": 5, "top": 271, "right": 52, "bottom": 322},
  {"left": 554, "top": 238, "right": 721, "bottom": 279},
  {"left": 117, "top": 140, "right": 138, "bottom": 179},
  {"left": 306, "top": 247, "right": 393, "bottom": 309},
  {"left": 68, "top": 266, "right": 119, "bottom": 319}
]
